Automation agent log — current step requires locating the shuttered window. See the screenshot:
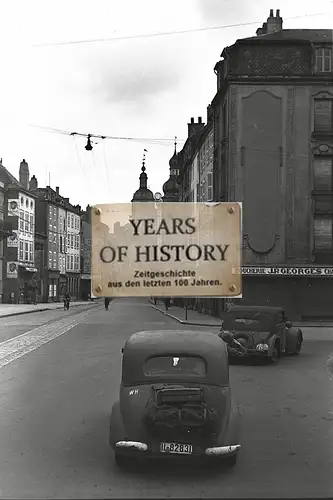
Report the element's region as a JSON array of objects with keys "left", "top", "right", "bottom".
[
  {"left": 314, "top": 216, "right": 333, "bottom": 250},
  {"left": 313, "top": 157, "right": 333, "bottom": 191},
  {"left": 314, "top": 100, "right": 333, "bottom": 131}
]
